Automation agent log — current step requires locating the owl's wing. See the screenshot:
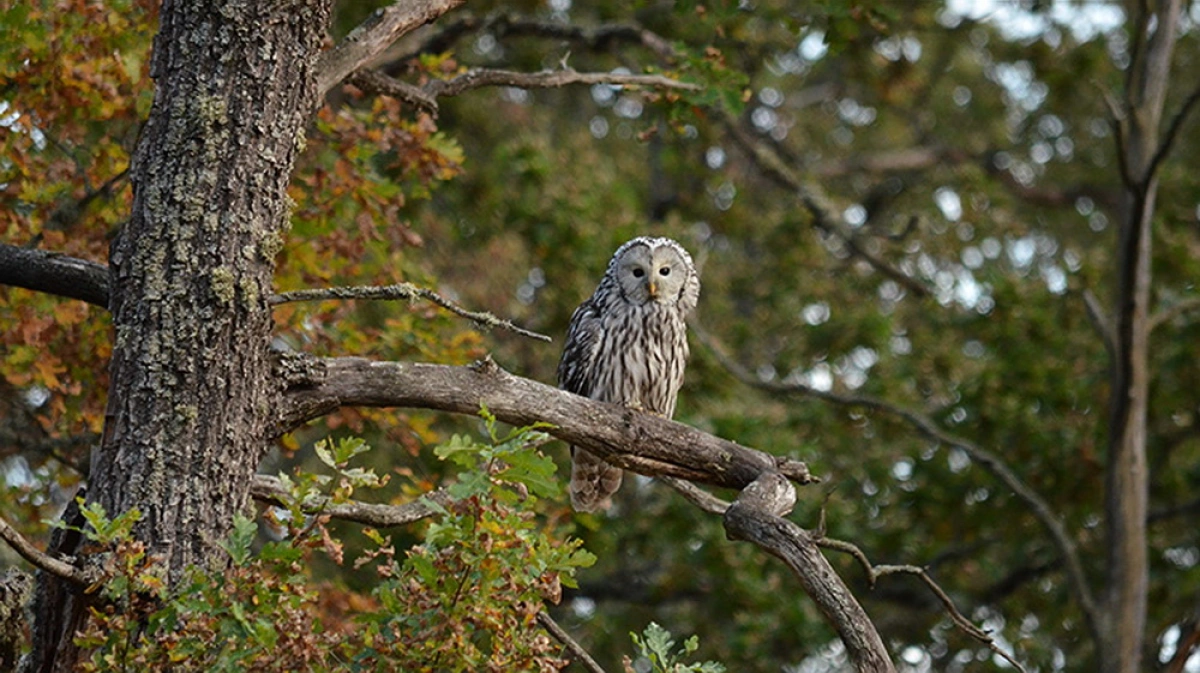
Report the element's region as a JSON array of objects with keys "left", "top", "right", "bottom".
[{"left": 557, "top": 297, "right": 602, "bottom": 397}]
